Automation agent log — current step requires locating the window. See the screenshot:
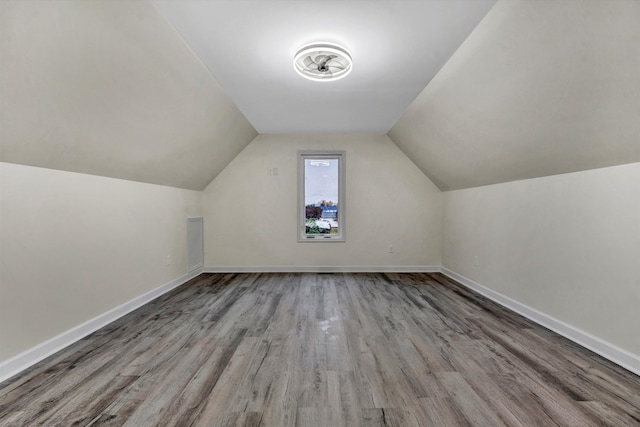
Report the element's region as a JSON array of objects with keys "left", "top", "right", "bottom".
[{"left": 298, "top": 151, "right": 345, "bottom": 242}]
